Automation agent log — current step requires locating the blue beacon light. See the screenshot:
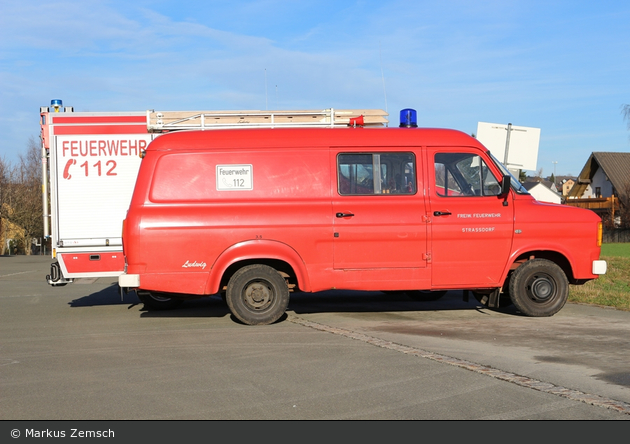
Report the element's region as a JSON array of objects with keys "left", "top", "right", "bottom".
[
  {"left": 51, "top": 99, "right": 63, "bottom": 112},
  {"left": 399, "top": 108, "right": 418, "bottom": 128}
]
